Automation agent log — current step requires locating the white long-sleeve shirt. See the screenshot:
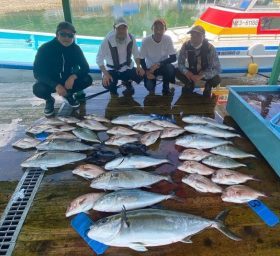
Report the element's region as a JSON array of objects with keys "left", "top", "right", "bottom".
[{"left": 96, "top": 31, "right": 140, "bottom": 72}]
